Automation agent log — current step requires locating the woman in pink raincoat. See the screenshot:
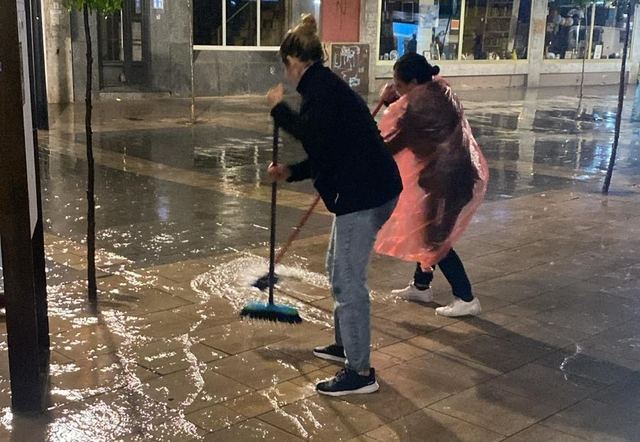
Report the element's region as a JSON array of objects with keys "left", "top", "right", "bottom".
[{"left": 375, "top": 53, "right": 489, "bottom": 317}]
